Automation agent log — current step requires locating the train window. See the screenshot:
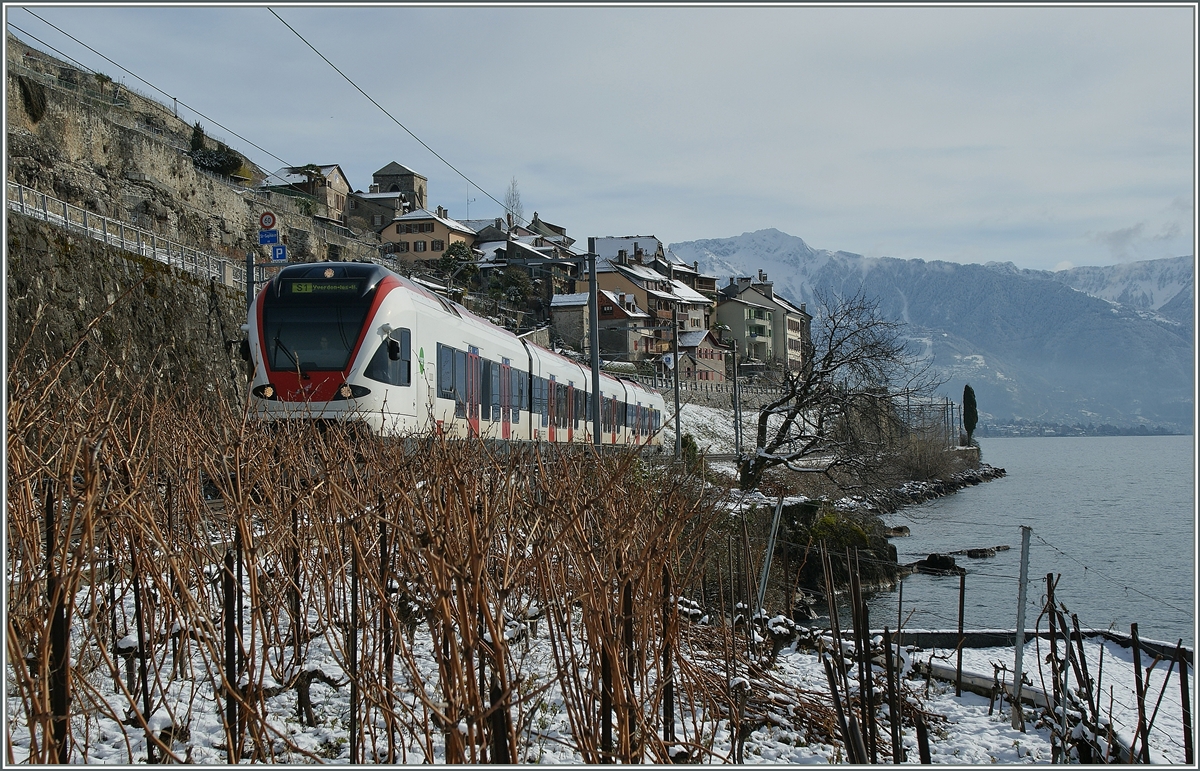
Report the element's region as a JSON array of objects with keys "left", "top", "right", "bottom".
[
  {"left": 491, "top": 363, "right": 501, "bottom": 422},
  {"left": 438, "top": 344, "right": 455, "bottom": 399},
  {"left": 481, "top": 360, "right": 492, "bottom": 421},
  {"left": 262, "top": 303, "right": 369, "bottom": 372},
  {"left": 455, "top": 349, "right": 468, "bottom": 418},
  {"left": 510, "top": 369, "right": 521, "bottom": 424},
  {"left": 539, "top": 378, "right": 550, "bottom": 428},
  {"left": 364, "top": 327, "right": 412, "bottom": 386}
]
